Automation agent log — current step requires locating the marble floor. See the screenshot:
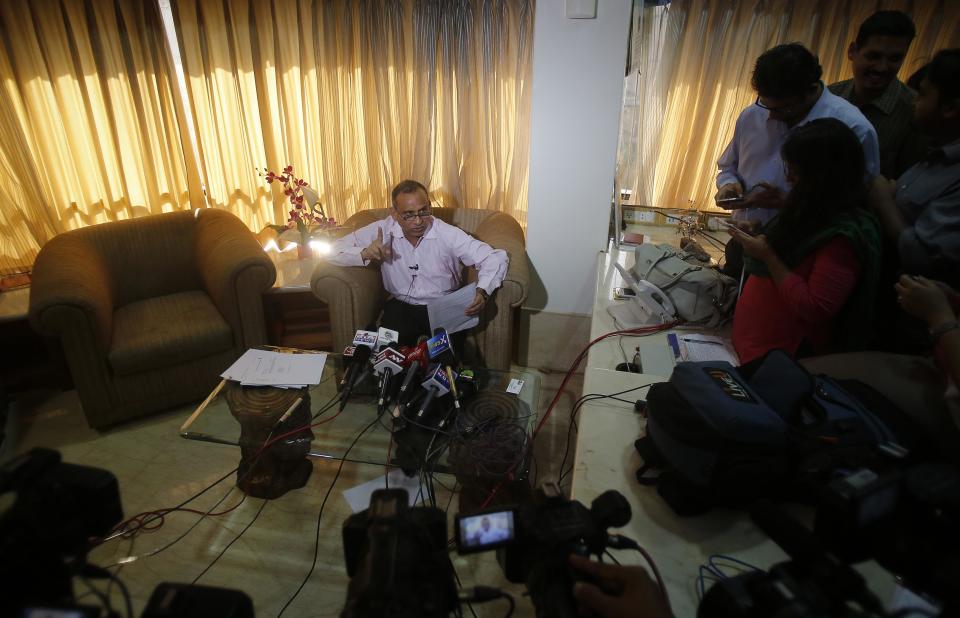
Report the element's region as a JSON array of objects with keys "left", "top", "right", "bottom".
[{"left": 3, "top": 367, "right": 584, "bottom": 618}]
